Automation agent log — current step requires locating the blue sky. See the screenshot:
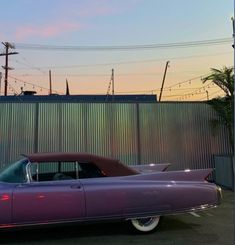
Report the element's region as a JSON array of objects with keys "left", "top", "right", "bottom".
[
  {"left": 0, "top": 0, "right": 232, "bottom": 43},
  {"left": 0, "top": 0, "right": 233, "bottom": 100}
]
